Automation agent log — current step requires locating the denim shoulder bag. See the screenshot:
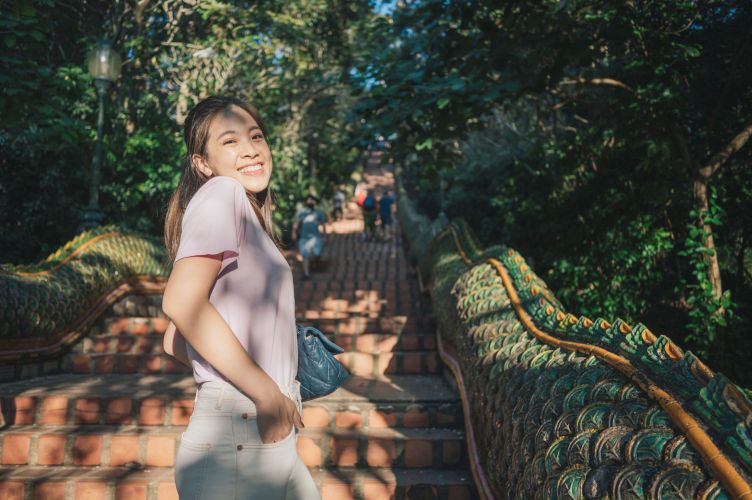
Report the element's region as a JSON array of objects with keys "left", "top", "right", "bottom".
[{"left": 296, "top": 324, "right": 350, "bottom": 401}]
